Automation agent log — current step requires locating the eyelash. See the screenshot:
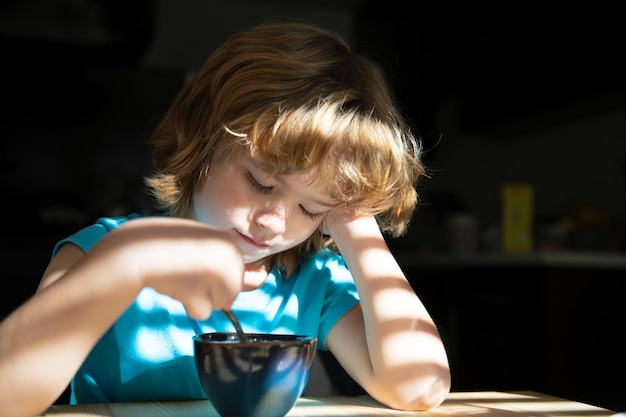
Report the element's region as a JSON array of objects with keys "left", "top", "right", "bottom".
[
  {"left": 245, "top": 172, "right": 272, "bottom": 194},
  {"left": 301, "top": 207, "right": 324, "bottom": 221},
  {"left": 244, "top": 172, "right": 324, "bottom": 221}
]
